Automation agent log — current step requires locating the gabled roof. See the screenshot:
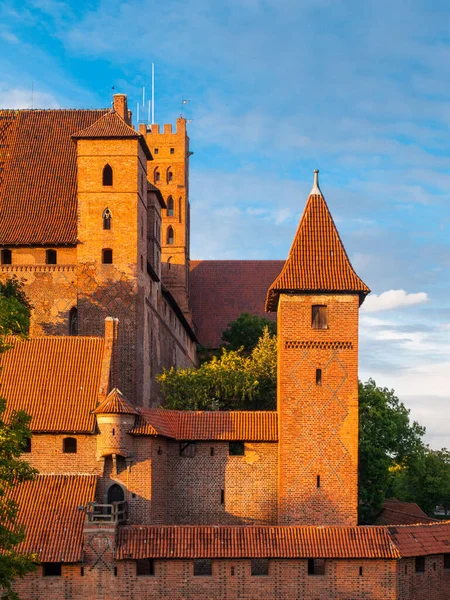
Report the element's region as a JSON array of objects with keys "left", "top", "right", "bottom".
[
  {"left": 266, "top": 172, "right": 370, "bottom": 311},
  {"left": 190, "top": 260, "right": 282, "bottom": 348},
  {"left": 1, "top": 336, "right": 106, "bottom": 432},
  {"left": 0, "top": 109, "right": 107, "bottom": 245},
  {"left": 92, "top": 388, "right": 138, "bottom": 416},
  {"left": 132, "top": 409, "right": 278, "bottom": 441},
  {"left": 72, "top": 110, "right": 152, "bottom": 159},
  {"left": 375, "top": 499, "right": 437, "bottom": 526},
  {"left": 8, "top": 474, "right": 96, "bottom": 562},
  {"left": 117, "top": 525, "right": 399, "bottom": 559},
  {"left": 388, "top": 521, "right": 450, "bottom": 557}
]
